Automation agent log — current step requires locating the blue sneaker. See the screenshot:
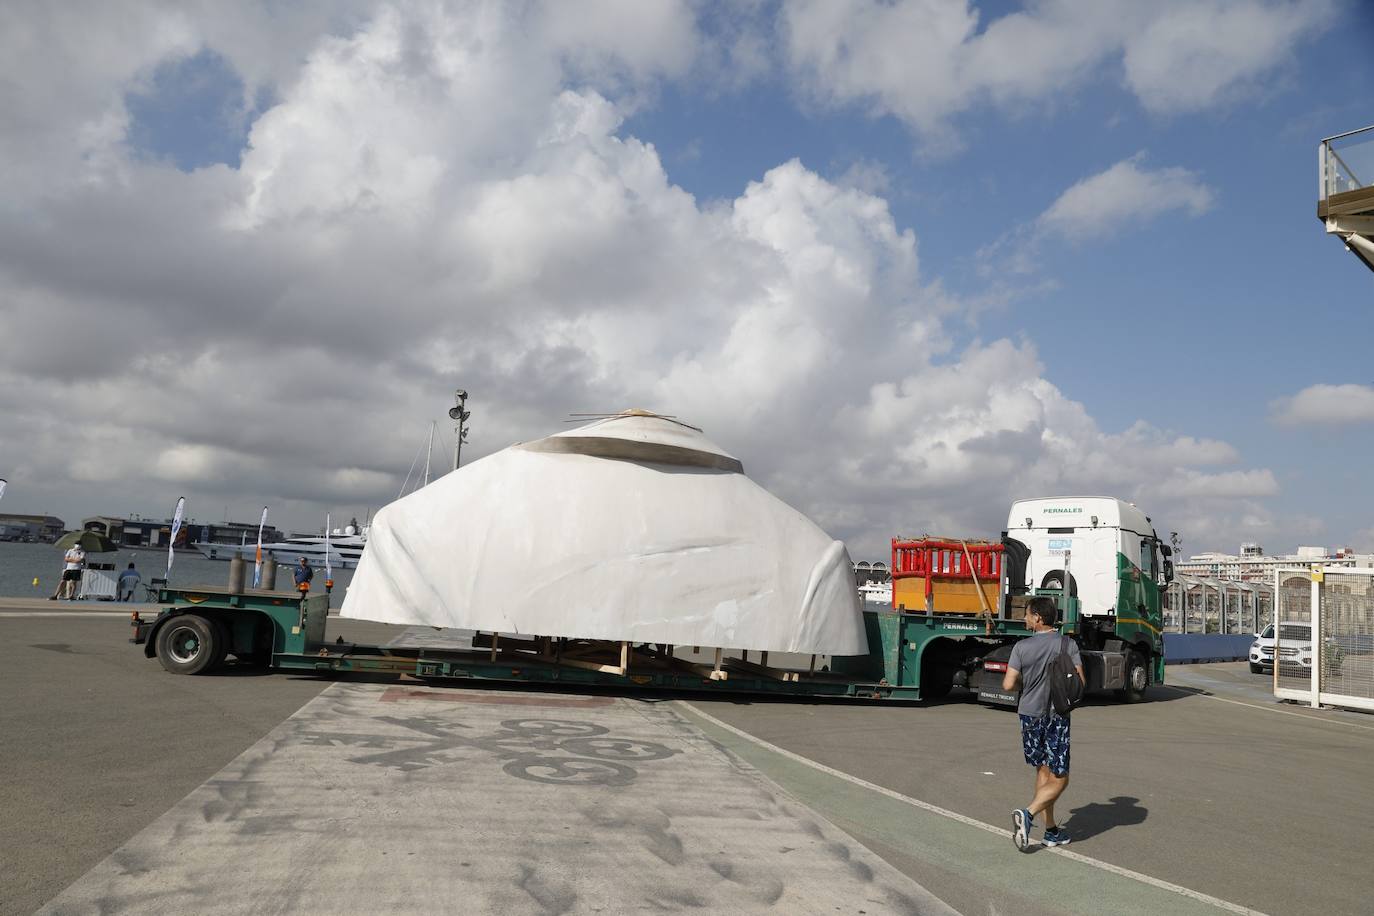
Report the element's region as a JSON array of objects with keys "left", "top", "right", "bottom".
[
  {"left": 1043, "top": 826, "right": 1070, "bottom": 847},
  {"left": 1012, "top": 808, "right": 1032, "bottom": 852}
]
